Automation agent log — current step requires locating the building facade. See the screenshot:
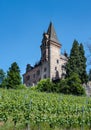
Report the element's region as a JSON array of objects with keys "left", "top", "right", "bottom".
[{"left": 23, "top": 22, "right": 68, "bottom": 86}]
